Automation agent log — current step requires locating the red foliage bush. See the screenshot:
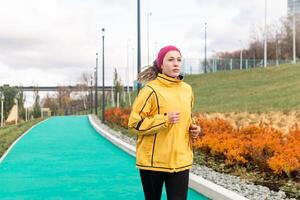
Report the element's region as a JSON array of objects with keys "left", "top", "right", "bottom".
[
  {"left": 194, "top": 115, "right": 300, "bottom": 175},
  {"left": 104, "top": 109, "right": 300, "bottom": 175},
  {"left": 104, "top": 107, "right": 131, "bottom": 129}
]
